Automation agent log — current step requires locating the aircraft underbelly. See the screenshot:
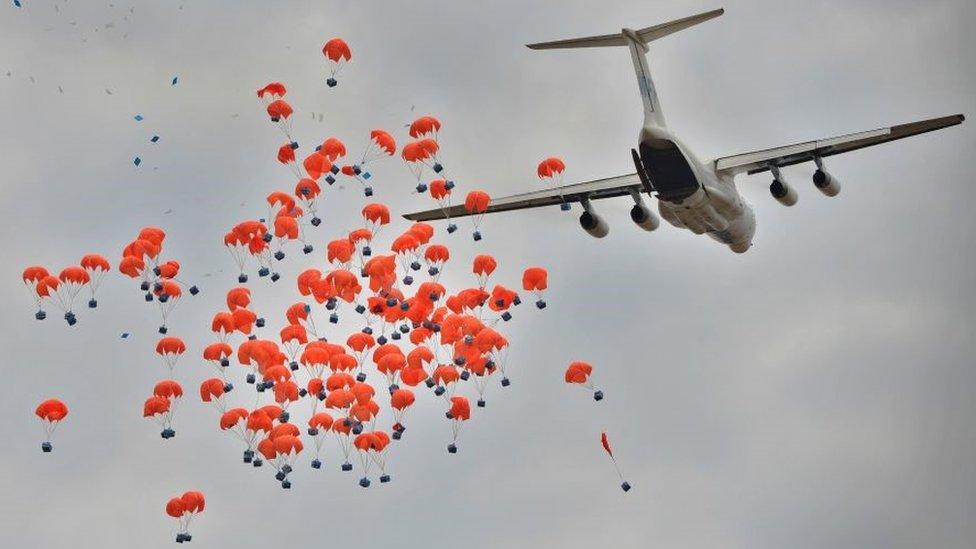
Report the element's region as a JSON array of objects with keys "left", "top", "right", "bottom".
[{"left": 658, "top": 185, "right": 756, "bottom": 253}]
